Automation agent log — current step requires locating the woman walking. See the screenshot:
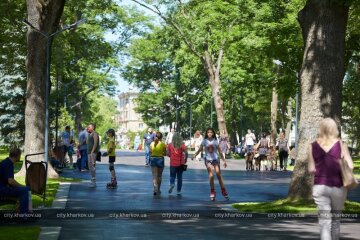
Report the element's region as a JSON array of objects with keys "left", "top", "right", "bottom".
[
  {"left": 191, "top": 128, "right": 229, "bottom": 201},
  {"left": 276, "top": 132, "right": 289, "bottom": 171},
  {"left": 219, "top": 130, "right": 230, "bottom": 160},
  {"left": 308, "top": 118, "right": 354, "bottom": 240},
  {"left": 167, "top": 132, "right": 188, "bottom": 195},
  {"left": 150, "top": 132, "right": 167, "bottom": 195},
  {"left": 193, "top": 130, "right": 203, "bottom": 161}
]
